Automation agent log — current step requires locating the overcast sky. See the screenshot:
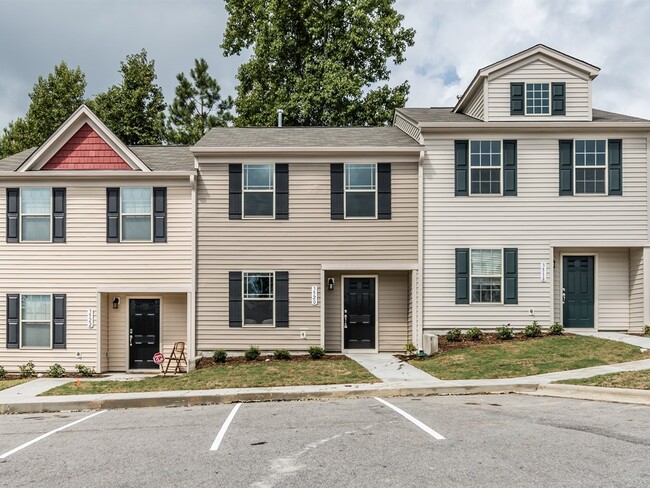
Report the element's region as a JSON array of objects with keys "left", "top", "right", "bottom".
[{"left": 1, "top": 0, "right": 649, "bottom": 130}]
